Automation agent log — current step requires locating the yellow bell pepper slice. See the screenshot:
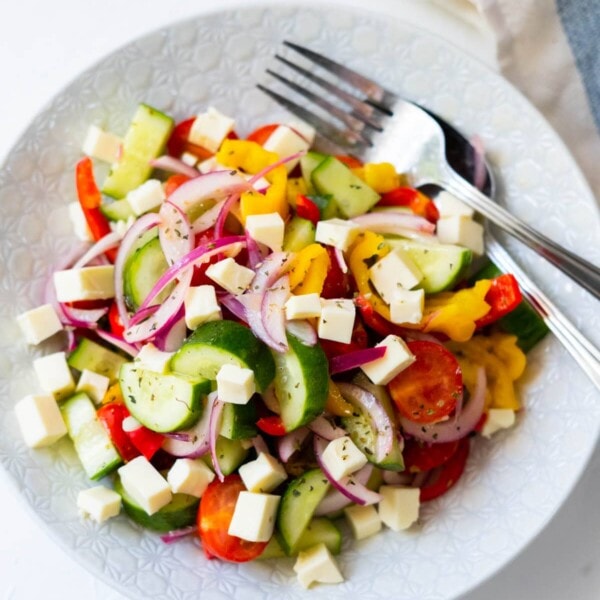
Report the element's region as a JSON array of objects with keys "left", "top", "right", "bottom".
[
  {"left": 326, "top": 379, "right": 354, "bottom": 417},
  {"left": 362, "top": 162, "right": 401, "bottom": 193},
  {"left": 285, "top": 243, "right": 330, "bottom": 295},
  {"left": 216, "top": 139, "right": 289, "bottom": 222},
  {"left": 286, "top": 177, "right": 308, "bottom": 208}
]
